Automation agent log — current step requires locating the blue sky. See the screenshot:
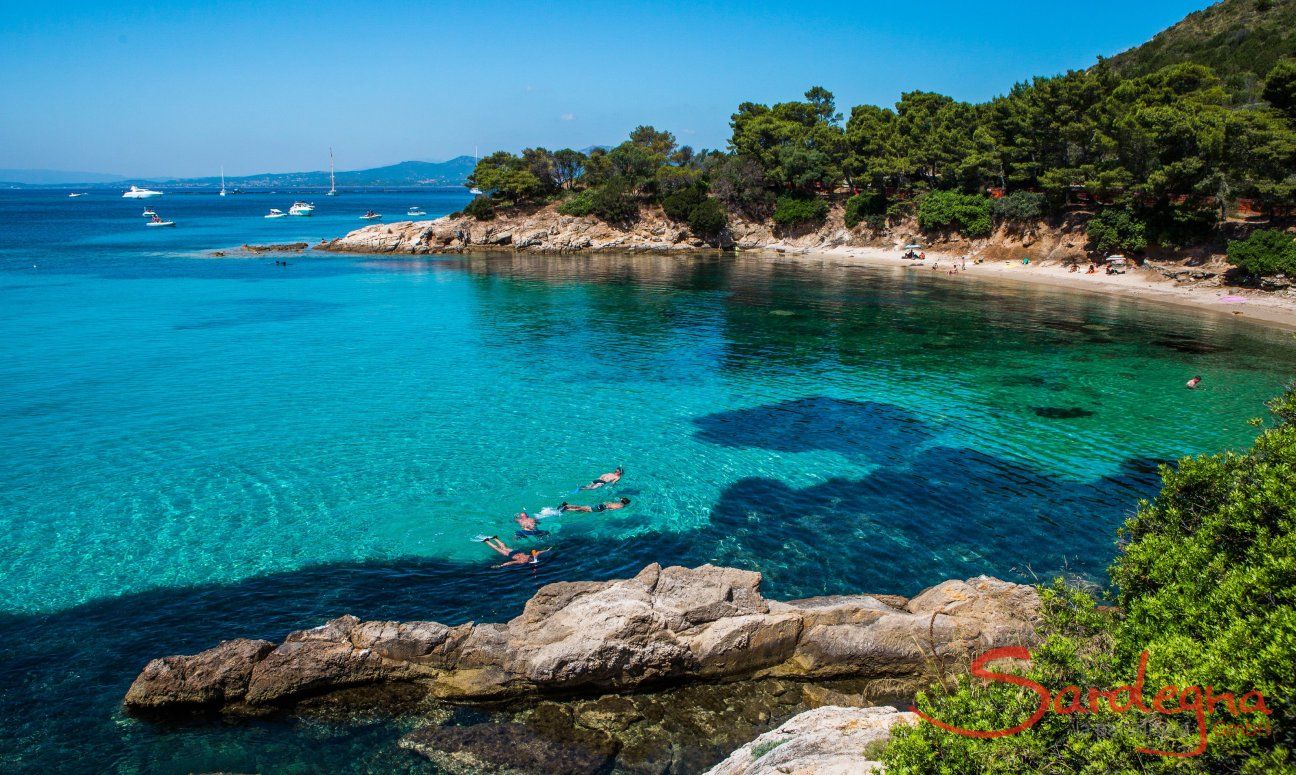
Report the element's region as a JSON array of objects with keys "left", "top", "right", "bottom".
[{"left": 0, "top": 0, "right": 1214, "bottom": 178}]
